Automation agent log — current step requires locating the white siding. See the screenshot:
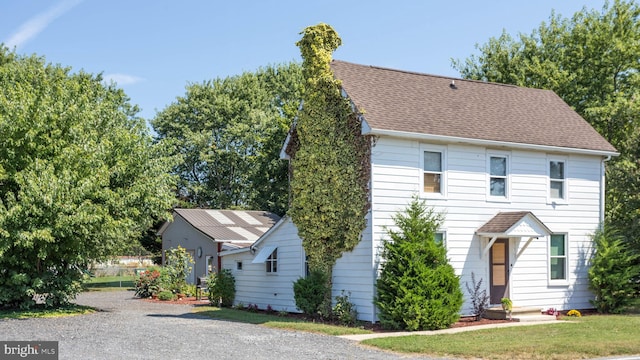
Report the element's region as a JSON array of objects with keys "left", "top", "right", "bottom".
[
  {"left": 221, "top": 218, "right": 304, "bottom": 313},
  {"left": 223, "top": 135, "right": 606, "bottom": 322},
  {"left": 369, "top": 137, "right": 604, "bottom": 316},
  {"left": 333, "top": 212, "right": 376, "bottom": 321}
]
